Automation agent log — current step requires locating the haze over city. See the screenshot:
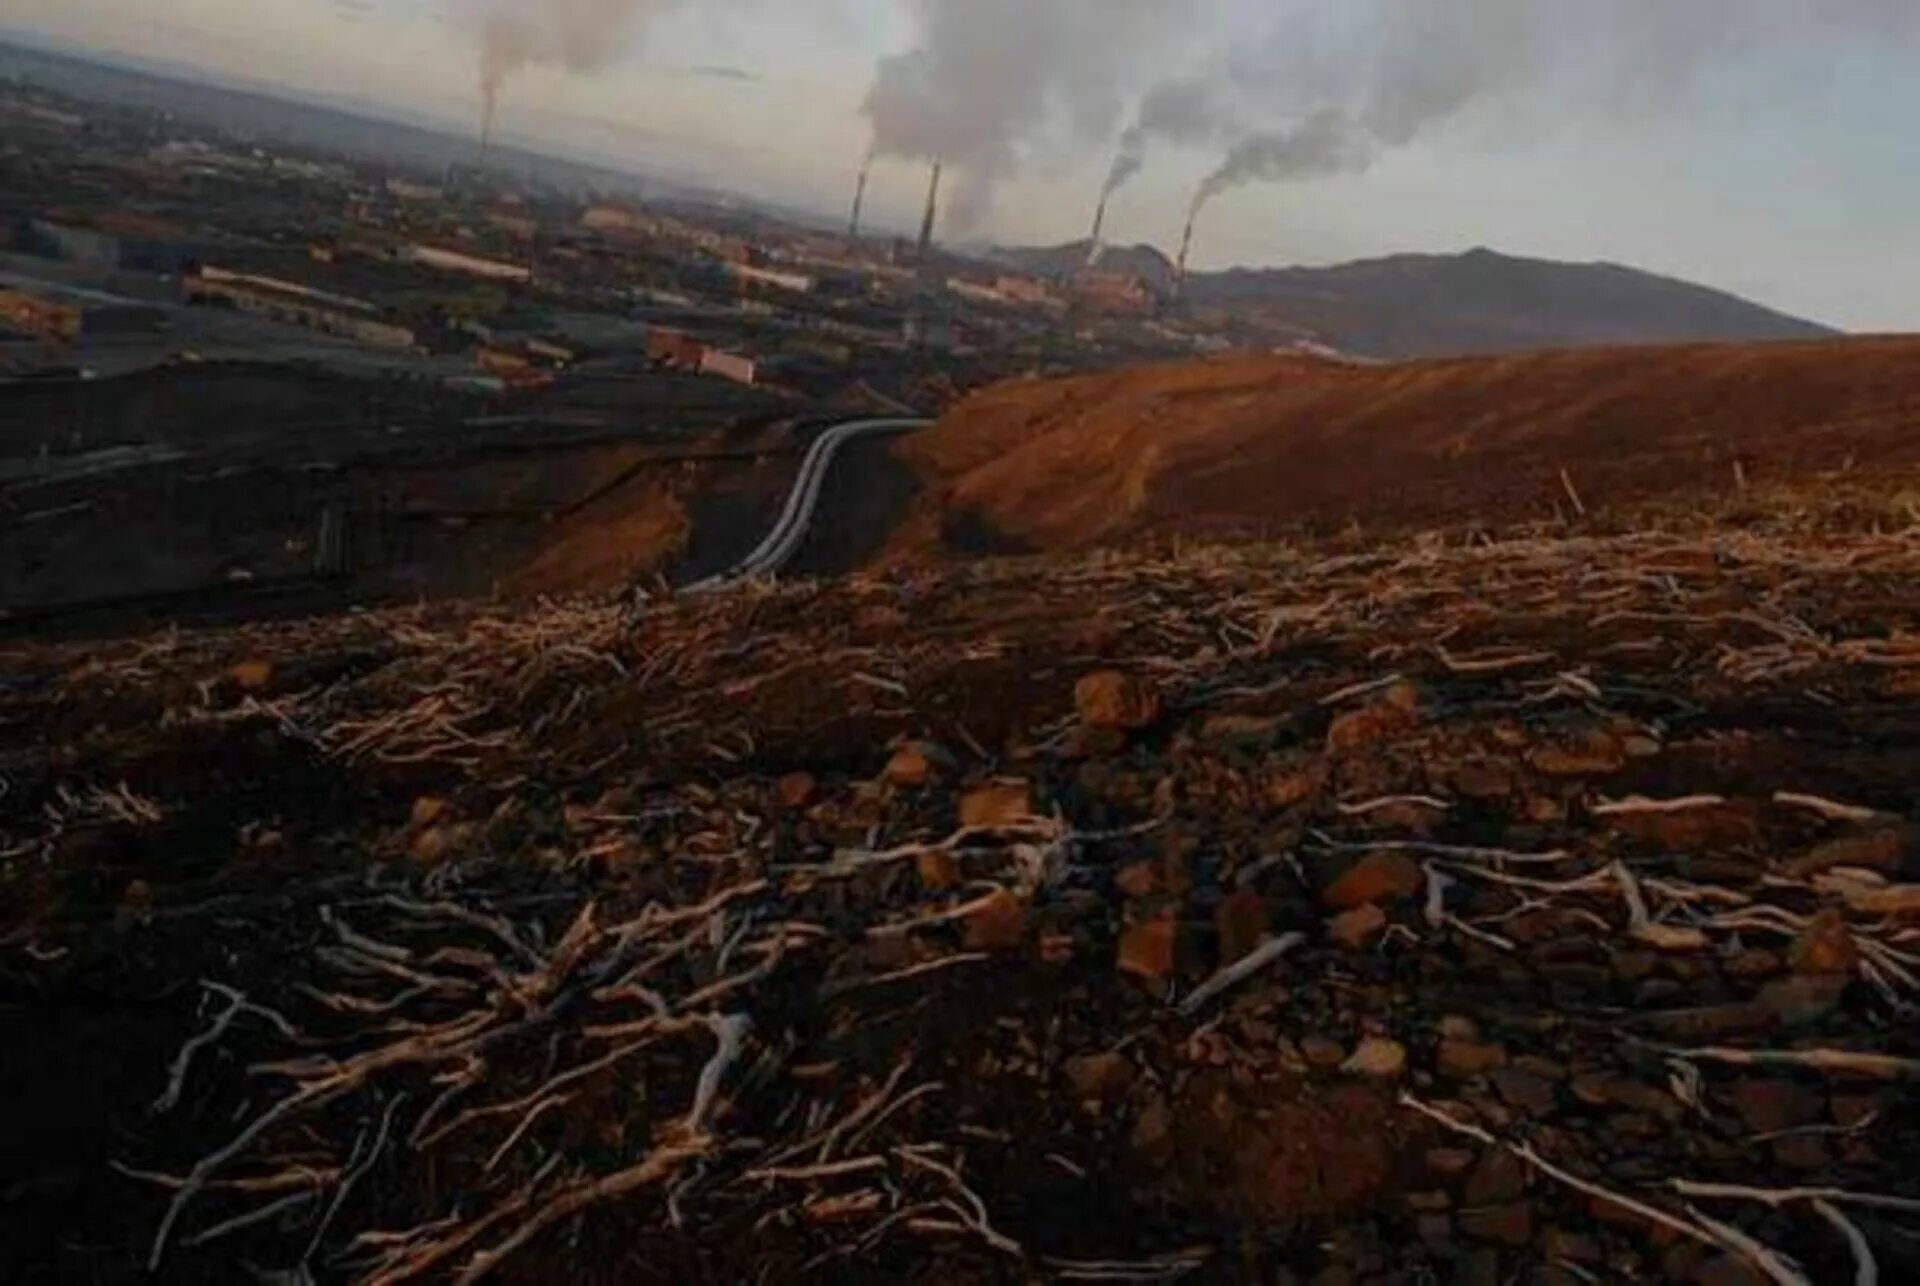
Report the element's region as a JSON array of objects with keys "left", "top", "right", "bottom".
[{"left": 7, "top": 0, "right": 1920, "bottom": 331}]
